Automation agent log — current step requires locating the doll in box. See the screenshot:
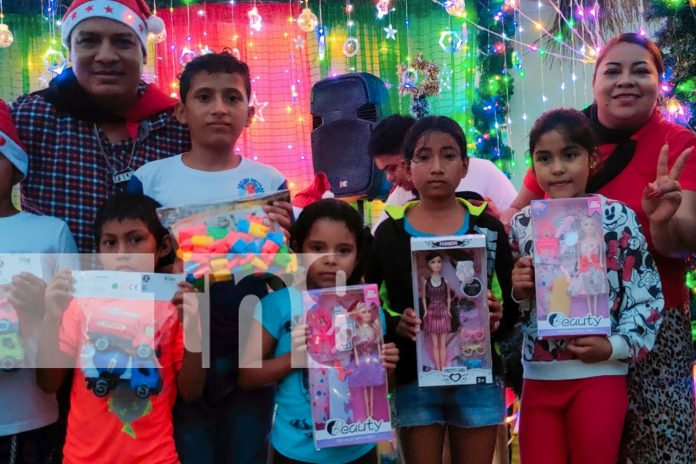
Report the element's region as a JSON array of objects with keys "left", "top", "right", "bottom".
[
  {"left": 346, "top": 303, "right": 384, "bottom": 419},
  {"left": 567, "top": 217, "right": 608, "bottom": 315},
  {"left": 421, "top": 252, "right": 451, "bottom": 371}
]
